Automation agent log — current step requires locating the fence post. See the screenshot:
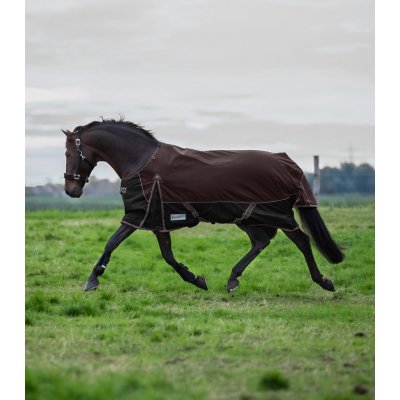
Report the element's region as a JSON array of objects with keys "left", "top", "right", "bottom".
[{"left": 313, "top": 155, "right": 320, "bottom": 204}]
